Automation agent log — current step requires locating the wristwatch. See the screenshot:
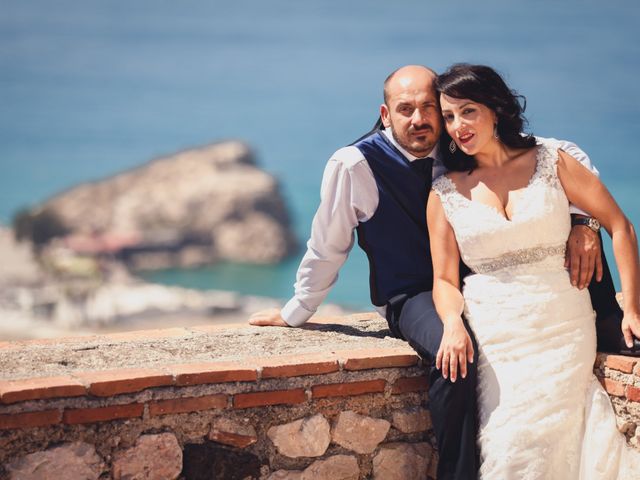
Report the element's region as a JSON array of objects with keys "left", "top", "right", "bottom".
[{"left": 571, "top": 215, "right": 601, "bottom": 233}]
